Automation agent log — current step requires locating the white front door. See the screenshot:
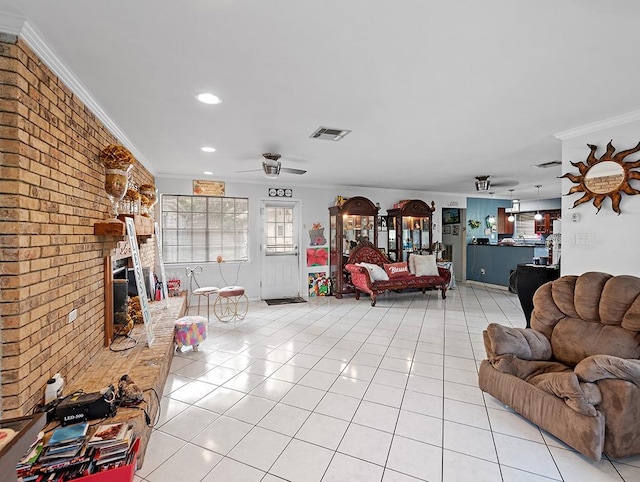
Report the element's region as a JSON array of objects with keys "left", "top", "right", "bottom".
[{"left": 261, "top": 200, "right": 301, "bottom": 299}]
